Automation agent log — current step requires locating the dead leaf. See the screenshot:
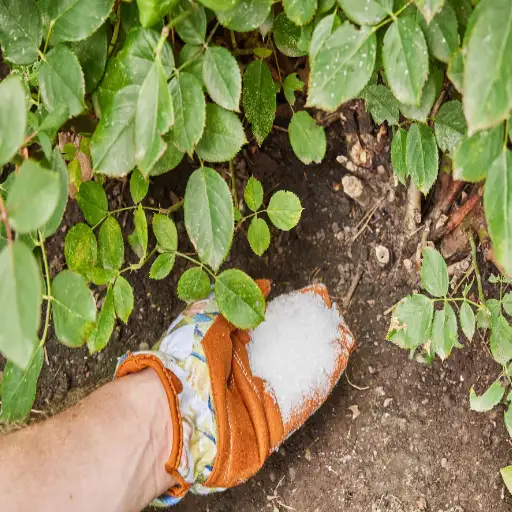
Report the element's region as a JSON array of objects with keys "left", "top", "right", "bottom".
[{"left": 348, "top": 405, "right": 360, "bottom": 420}]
